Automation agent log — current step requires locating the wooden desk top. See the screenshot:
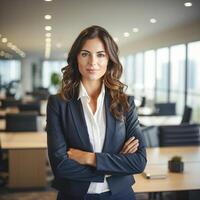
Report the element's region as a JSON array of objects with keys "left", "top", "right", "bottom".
[
  {"left": 0, "top": 119, "right": 5, "bottom": 130},
  {"left": 133, "top": 146, "right": 200, "bottom": 193},
  {"left": 0, "top": 132, "right": 47, "bottom": 149},
  {"left": 147, "top": 146, "right": 200, "bottom": 164},
  {"left": 134, "top": 162, "right": 200, "bottom": 193},
  {"left": 0, "top": 107, "right": 19, "bottom": 117}
]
